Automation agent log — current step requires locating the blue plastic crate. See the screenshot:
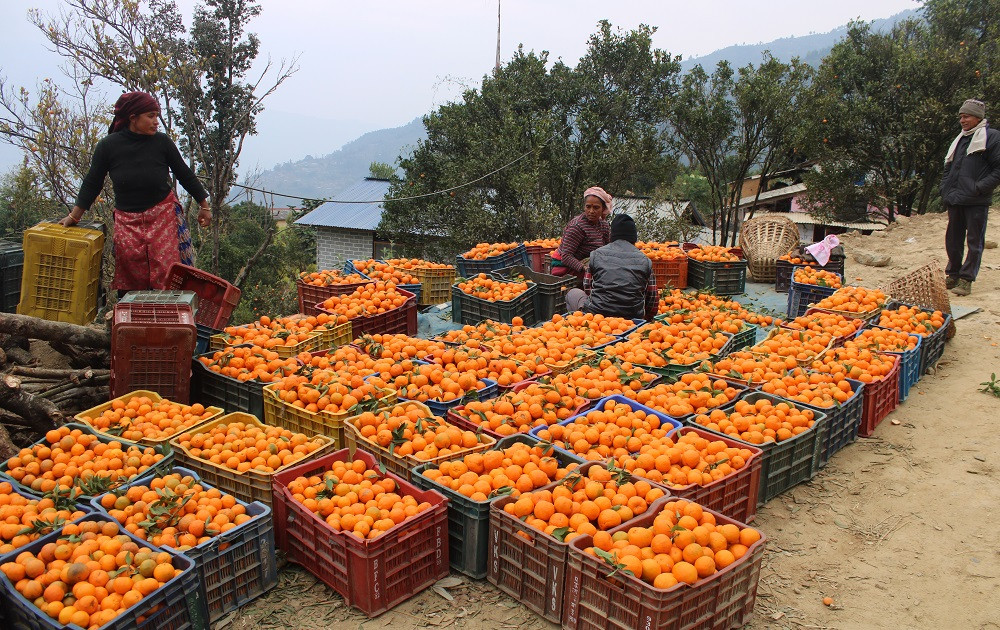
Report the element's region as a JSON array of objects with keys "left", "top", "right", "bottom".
[
  {"left": 786, "top": 269, "right": 841, "bottom": 319},
  {"left": 862, "top": 326, "right": 922, "bottom": 402},
  {"left": 881, "top": 300, "right": 951, "bottom": 377},
  {"left": 0, "top": 513, "right": 206, "bottom": 630},
  {"left": 528, "top": 394, "right": 683, "bottom": 460},
  {"left": 91, "top": 466, "right": 277, "bottom": 623}
]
